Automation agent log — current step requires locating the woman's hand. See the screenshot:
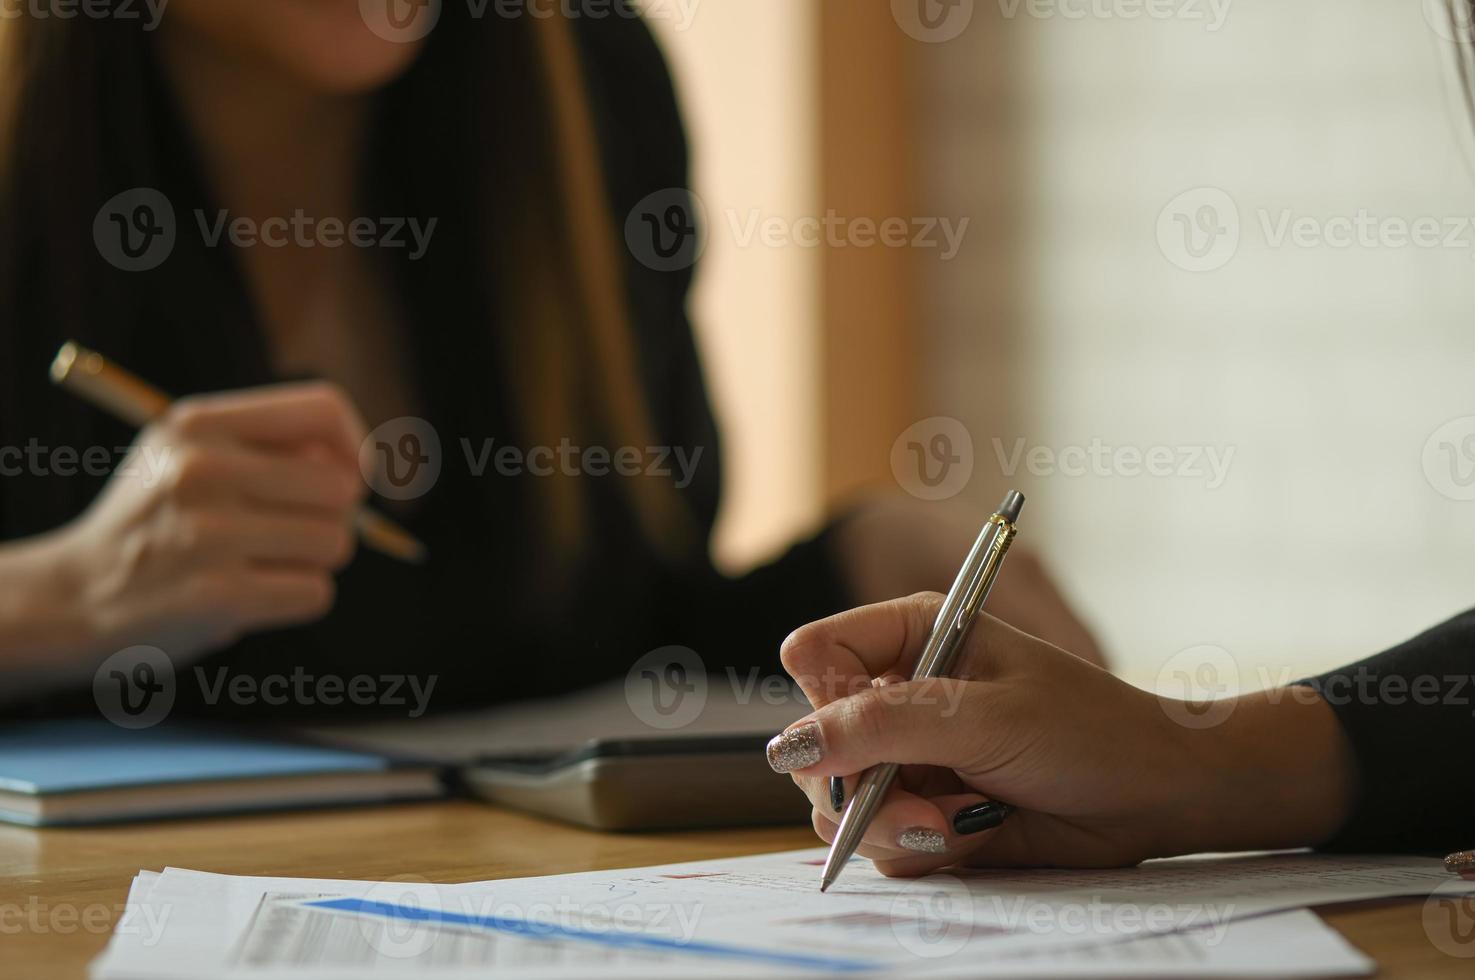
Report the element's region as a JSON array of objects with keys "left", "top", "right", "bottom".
[
  {"left": 767, "top": 593, "right": 1358, "bottom": 877},
  {"left": 833, "top": 497, "right": 1107, "bottom": 667},
  {"left": 40, "top": 382, "right": 368, "bottom": 667}
]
